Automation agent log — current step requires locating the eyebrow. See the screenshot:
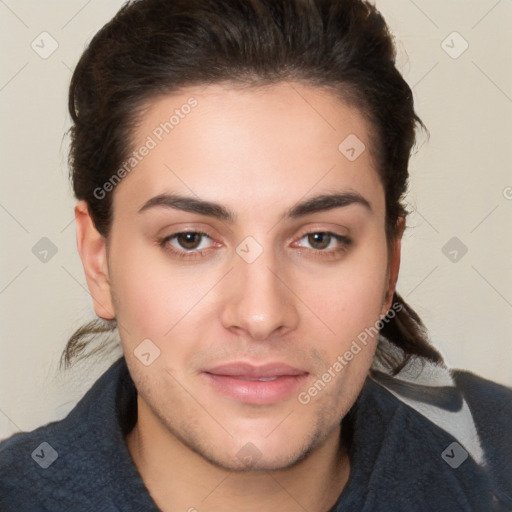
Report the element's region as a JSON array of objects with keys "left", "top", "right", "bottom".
[{"left": 137, "top": 191, "right": 372, "bottom": 222}]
